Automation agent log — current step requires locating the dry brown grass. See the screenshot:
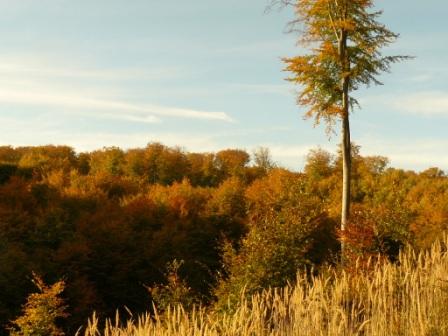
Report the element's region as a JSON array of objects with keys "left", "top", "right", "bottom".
[{"left": 79, "top": 237, "right": 448, "bottom": 336}]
